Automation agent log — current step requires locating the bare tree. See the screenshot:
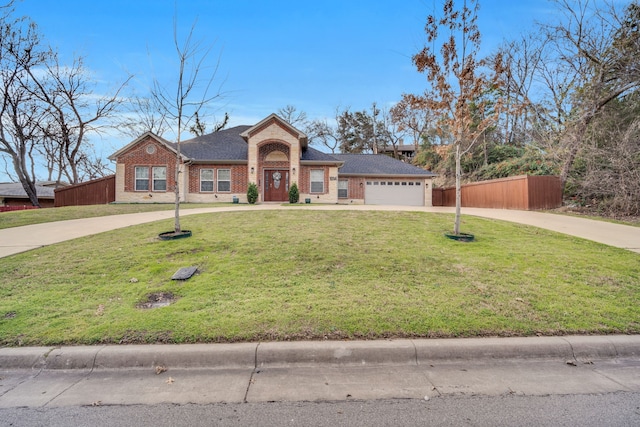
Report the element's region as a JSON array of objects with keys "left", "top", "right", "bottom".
[
  {"left": 404, "top": 0, "right": 505, "bottom": 235},
  {"left": 26, "top": 55, "right": 131, "bottom": 184},
  {"left": 306, "top": 118, "right": 340, "bottom": 153},
  {"left": 543, "top": 0, "right": 640, "bottom": 190},
  {"left": 390, "top": 98, "right": 436, "bottom": 151},
  {"left": 277, "top": 105, "right": 308, "bottom": 128},
  {"left": 151, "top": 18, "right": 223, "bottom": 234},
  {"left": 0, "top": 9, "right": 49, "bottom": 205},
  {"left": 120, "top": 95, "right": 171, "bottom": 138}
]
